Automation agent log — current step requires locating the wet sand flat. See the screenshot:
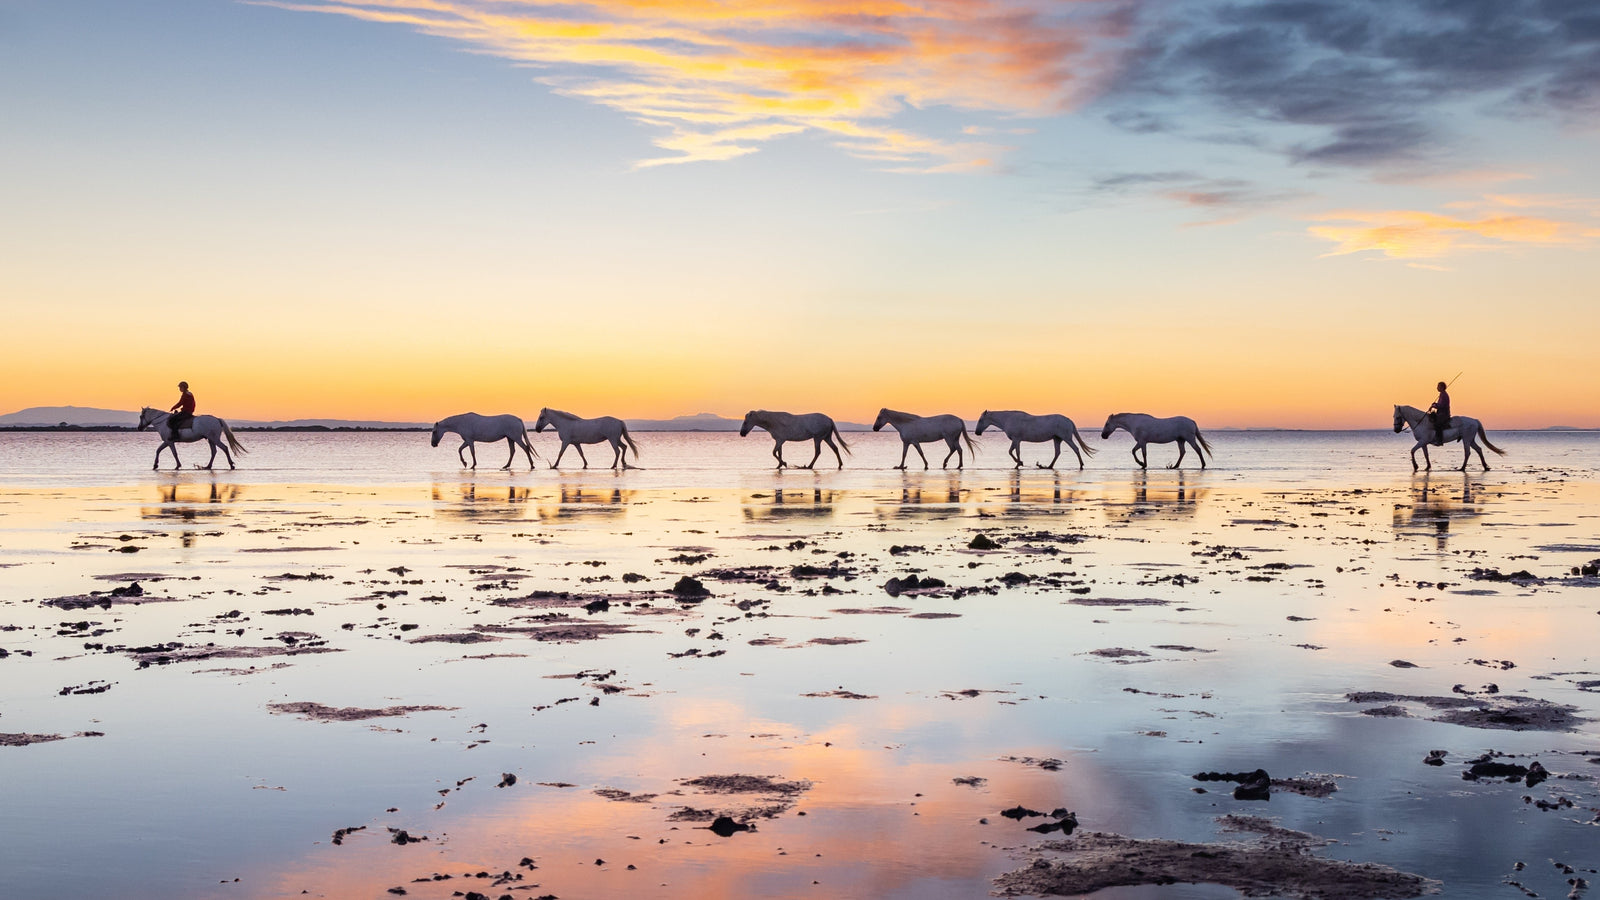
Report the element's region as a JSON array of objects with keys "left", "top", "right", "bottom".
[{"left": 2, "top": 431, "right": 1598, "bottom": 899}]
